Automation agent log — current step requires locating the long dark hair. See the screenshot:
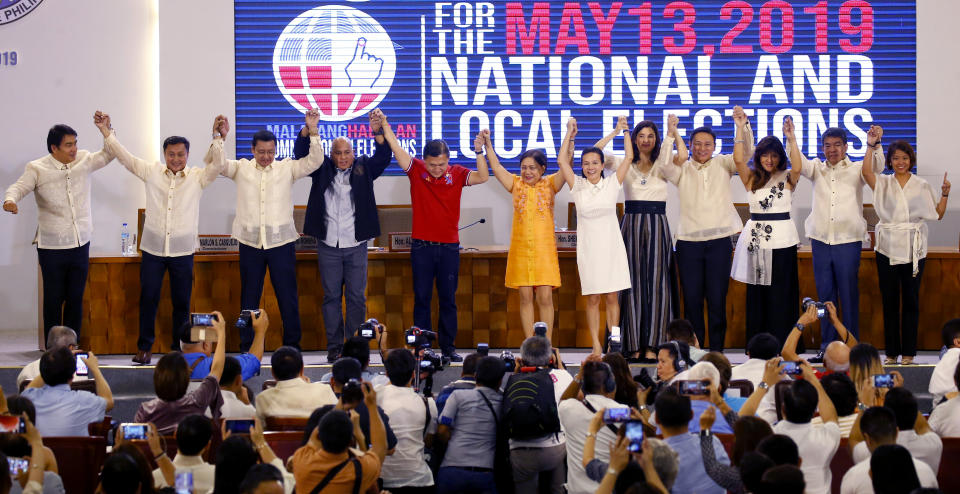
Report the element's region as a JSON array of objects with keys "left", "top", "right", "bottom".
[
  {"left": 603, "top": 352, "right": 639, "bottom": 408},
  {"left": 630, "top": 121, "right": 661, "bottom": 165},
  {"left": 750, "top": 136, "right": 790, "bottom": 191}
]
